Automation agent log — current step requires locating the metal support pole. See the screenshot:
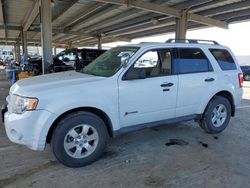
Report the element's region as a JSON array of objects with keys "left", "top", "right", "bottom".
[
  {"left": 98, "top": 36, "right": 102, "bottom": 50},
  {"left": 21, "top": 30, "right": 28, "bottom": 62},
  {"left": 53, "top": 47, "right": 56, "bottom": 55},
  {"left": 14, "top": 44, "right": 17, "bottom": 61},
  {"left": 68, "top": 42, "right": 72, "bottom": 49},
  {"left": 175, "top": 10, "right": 187, "bottom": 40},
  {"left": 40, "top": 0, "right": 53, "bottom": 74},
  {"left": 16, "top": 40, "right": 21, "bottom": 63}
]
